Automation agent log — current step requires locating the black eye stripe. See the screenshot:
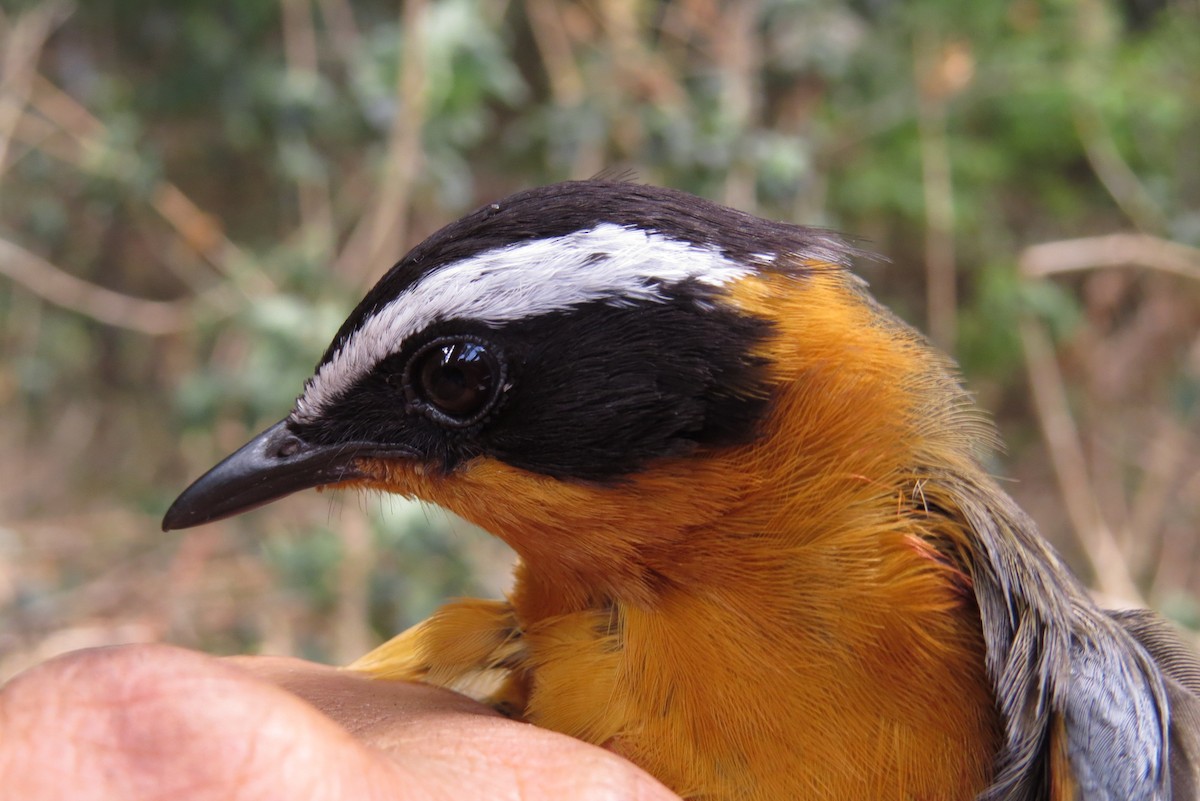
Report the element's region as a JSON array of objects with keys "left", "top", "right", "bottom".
[{"left": 404, "top": 336, "right": 506, "bottom": 428}]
